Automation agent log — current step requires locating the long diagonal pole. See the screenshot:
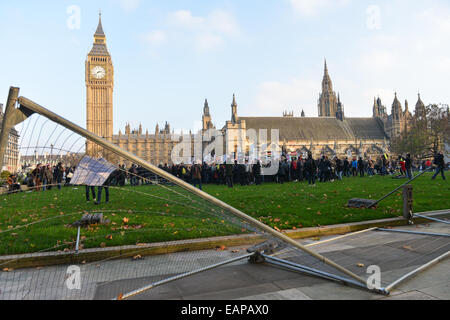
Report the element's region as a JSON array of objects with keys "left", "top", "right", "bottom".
[
  {"left": 12, "top": 87, "right": 367, "bottom": 286},
  {"left": 369, "top": 167, "right": 433, "bottom": 208},
  {"left": 116, "top": 253, "right": 254, "bottom": 300}
]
